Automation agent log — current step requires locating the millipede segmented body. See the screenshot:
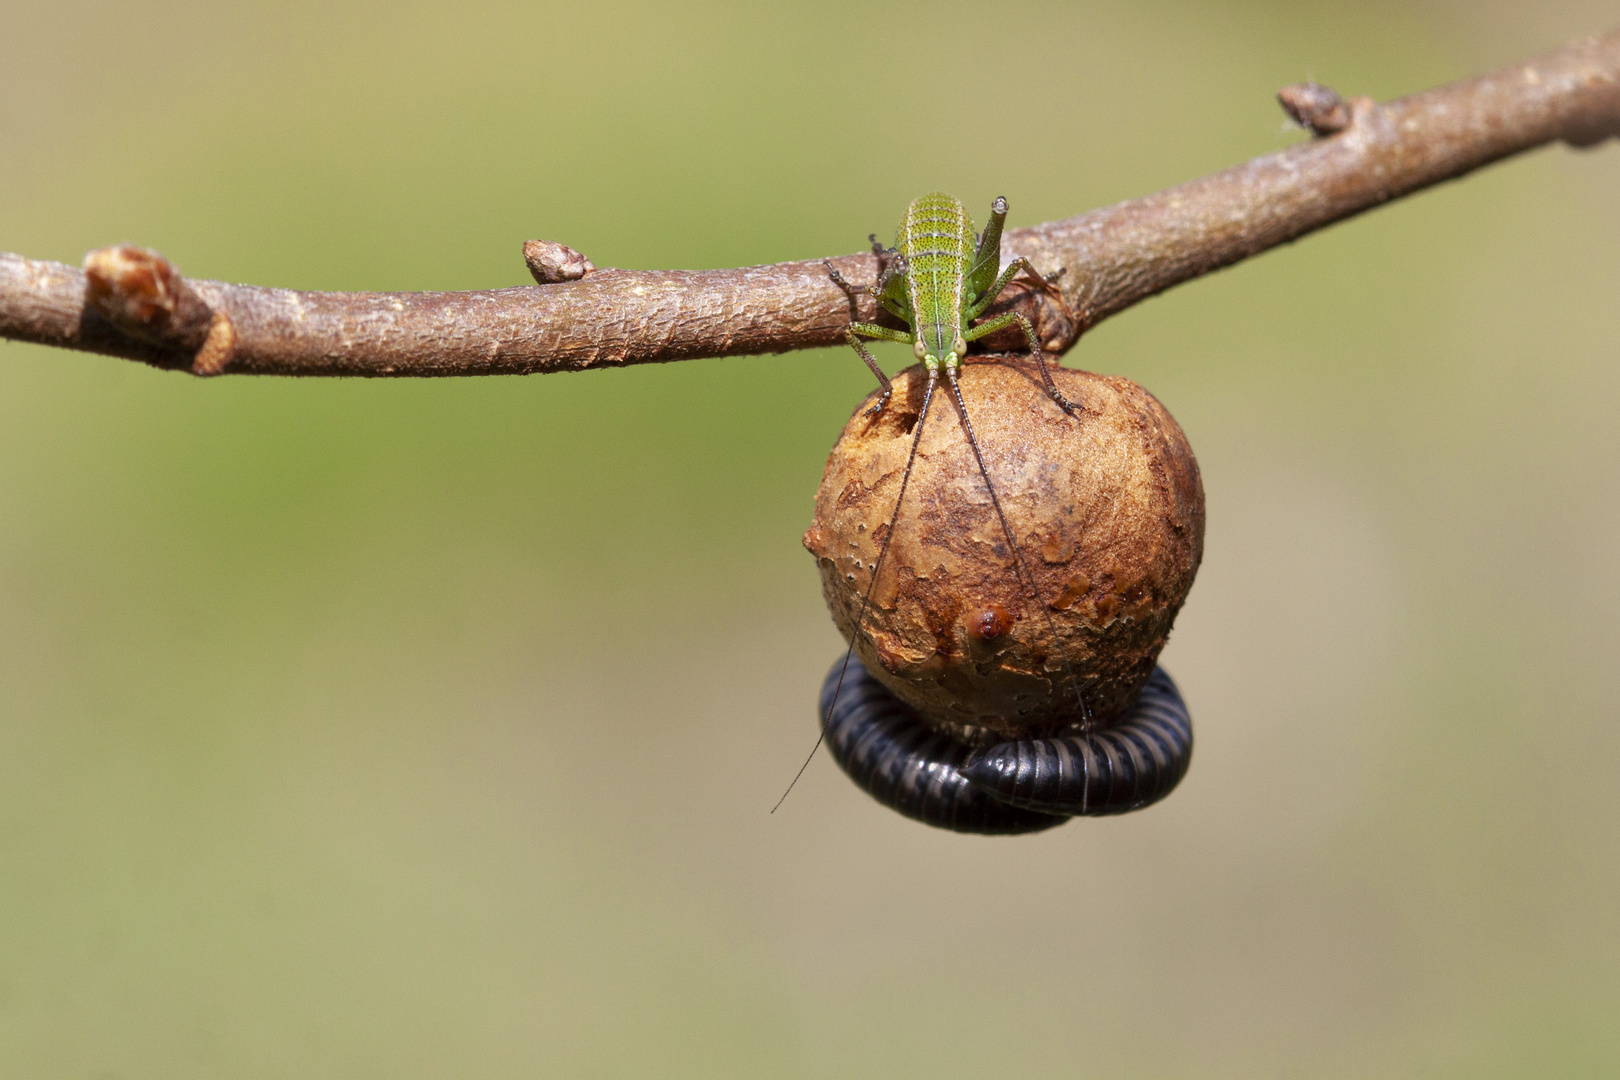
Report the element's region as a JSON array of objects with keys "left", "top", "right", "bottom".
[
  {"left": 819, "top": 658, "right": 1068, "bottom": 834},
  {"left": 821, "top": 657, "right": 1193, "bottom": 833},
  {"left": 959, "top": 667, "right": 1193, "bottom": 816}
]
